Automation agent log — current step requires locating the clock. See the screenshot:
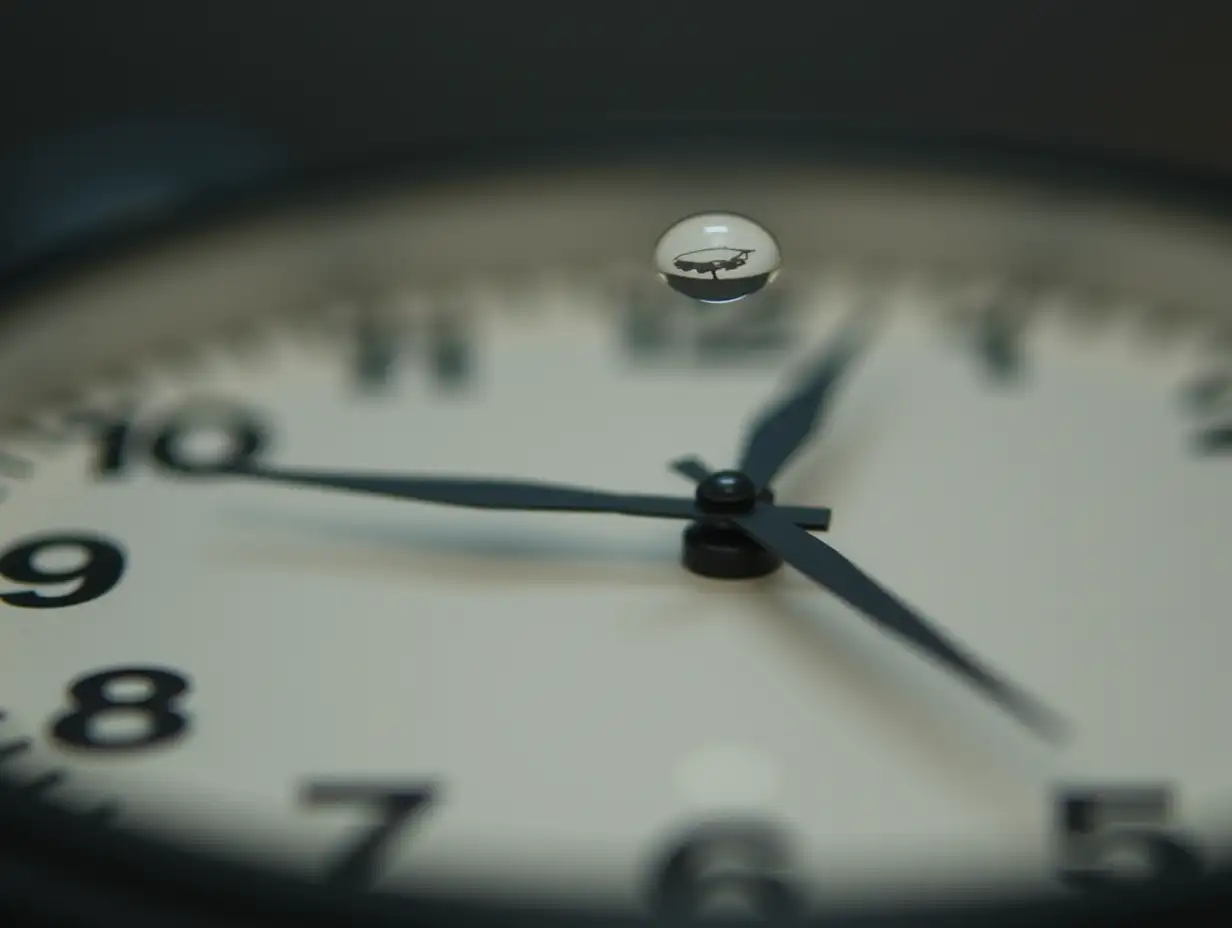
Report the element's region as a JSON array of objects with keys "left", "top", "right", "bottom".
[{"left": 2, "top": 123, "right": 1232, "bottom": 926}]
